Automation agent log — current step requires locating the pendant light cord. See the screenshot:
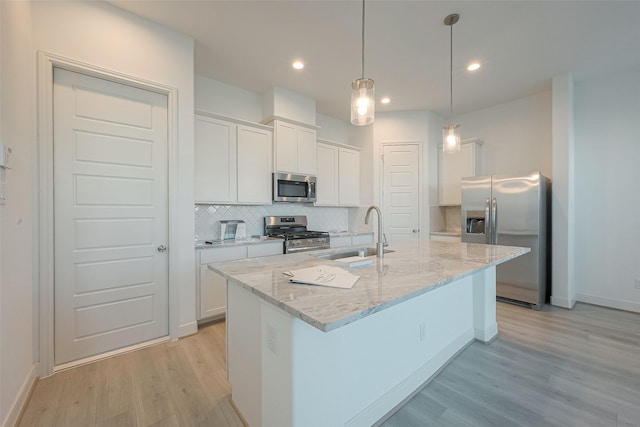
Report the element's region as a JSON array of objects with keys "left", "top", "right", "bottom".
[
  {"left": 361, "top": 0, "right": 366, "bottom": 79},
  {"left": 449, "top": 19, "right": 453, "bottom": 118}
]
